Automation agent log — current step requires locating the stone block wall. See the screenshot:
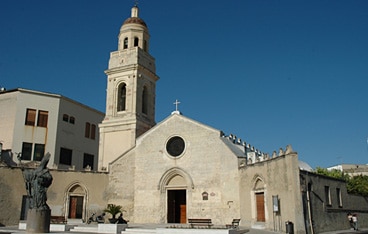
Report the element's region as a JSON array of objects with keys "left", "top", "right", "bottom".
[{"left": 0, "top": 166, "right": 108, "bottom": 226}]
